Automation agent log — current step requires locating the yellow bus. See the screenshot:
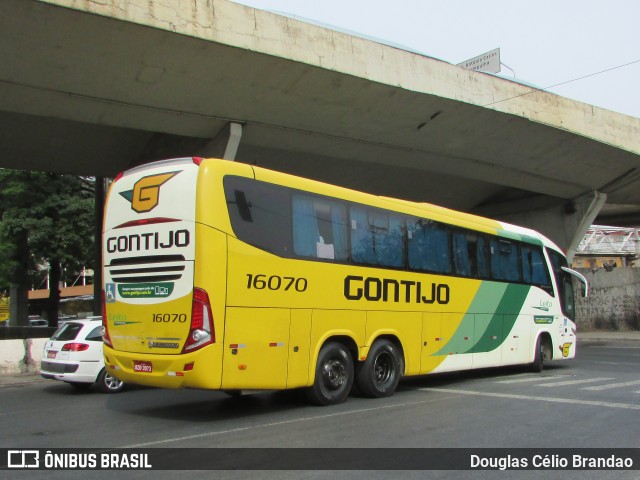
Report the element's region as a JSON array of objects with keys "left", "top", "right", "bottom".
[{"left": 102, "top": 157, "right": 587, "bottom": 405}]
